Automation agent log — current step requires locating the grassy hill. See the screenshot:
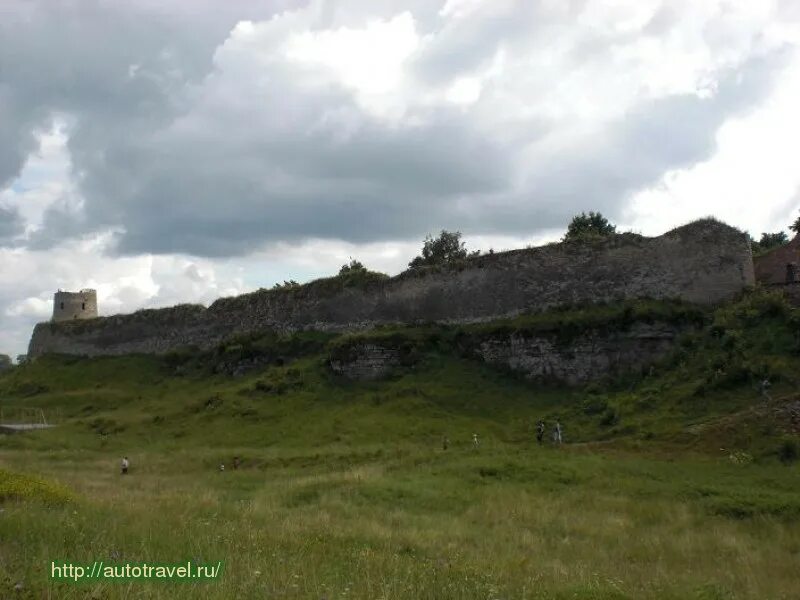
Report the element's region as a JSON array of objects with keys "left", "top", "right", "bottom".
[{"left": 1, "top": 289, "right": 799, "bottom": 598}]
